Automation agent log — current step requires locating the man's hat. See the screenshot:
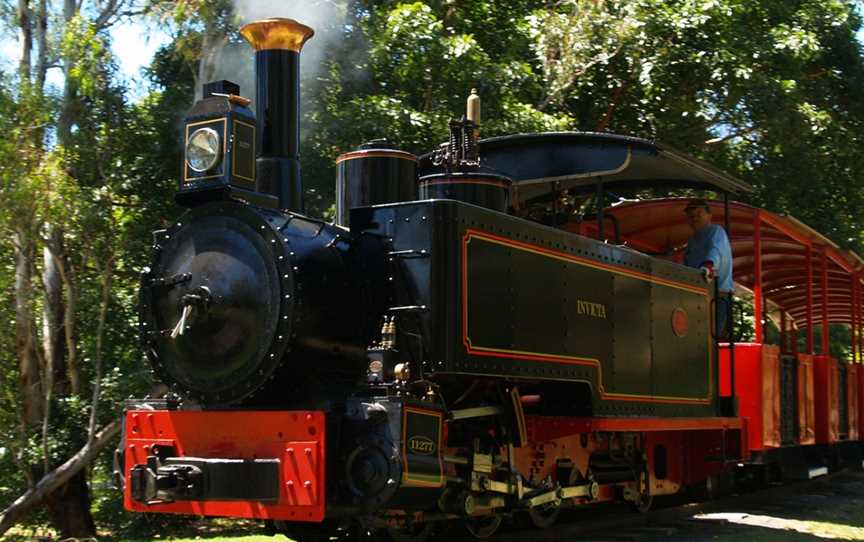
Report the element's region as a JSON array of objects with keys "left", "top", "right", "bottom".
[{"left": 683, "top": 199, "right": 711, "bottom": 213}]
